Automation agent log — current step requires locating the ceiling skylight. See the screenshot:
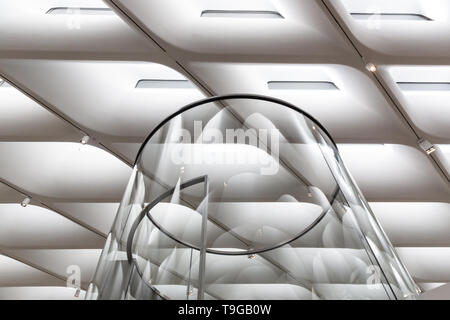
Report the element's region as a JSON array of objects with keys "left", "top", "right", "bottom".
[
  {"left": 397, "top": 82, "right": 450, "bottom": 91},
  {"left": 350, "top": 13, "right": 432, "bottom": 21},
  {"left": 201, "top": 10, "right": 283, "bottom": 19},
  {"left": 46, "top": 7, "right": 114, "bottom": 15},
  {"left": 267, "top": 81, "right": 339, "bottom": 90},
  {"left": 135, "top": 79, "right": 195, "bottom": 89}
]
